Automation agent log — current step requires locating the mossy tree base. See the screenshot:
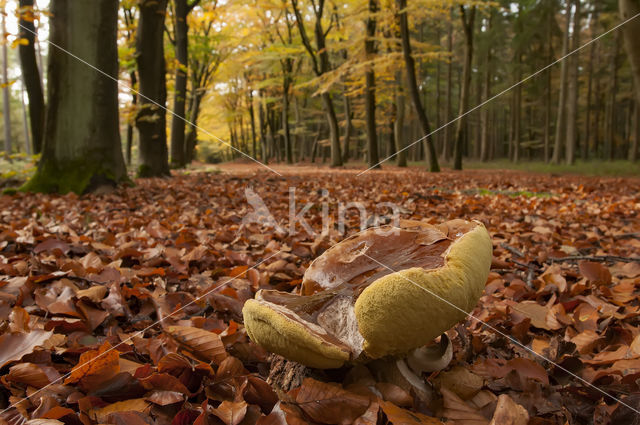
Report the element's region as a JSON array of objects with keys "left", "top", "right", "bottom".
[{"left": 21, "top": 160, "right": 129, "bottom": 194}]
